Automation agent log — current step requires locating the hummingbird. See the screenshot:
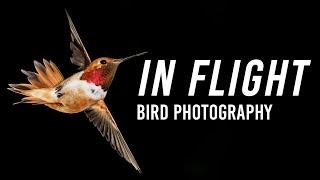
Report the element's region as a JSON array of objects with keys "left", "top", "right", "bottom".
[{"left": 8, "top": 10, "right": 146, "bottom": 173}]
